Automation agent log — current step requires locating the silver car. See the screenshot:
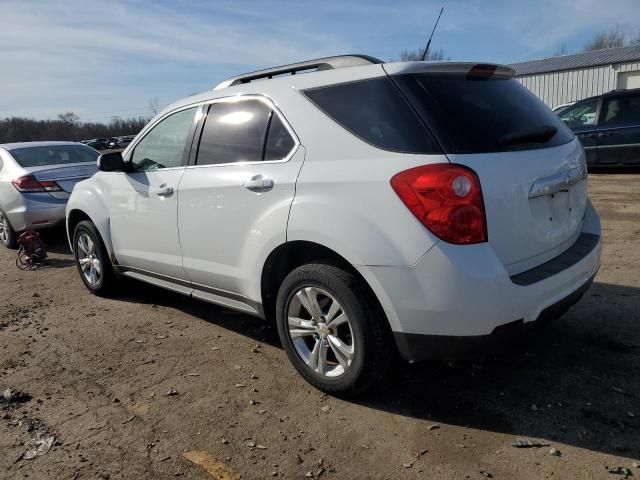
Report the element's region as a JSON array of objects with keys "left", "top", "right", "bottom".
[{"left": 0, "top": 141, "right": 99, "bottom": 248}]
